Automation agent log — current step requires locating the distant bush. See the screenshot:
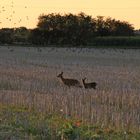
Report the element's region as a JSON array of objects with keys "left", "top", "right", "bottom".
[
  {"left": 0, "top": 28, "right": 14, "bottom": 44},
  {"left": 13, "top": 27, "right": 30, "bottom": 44}
]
